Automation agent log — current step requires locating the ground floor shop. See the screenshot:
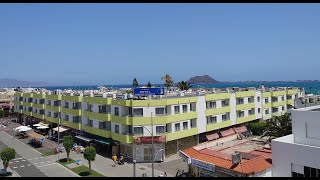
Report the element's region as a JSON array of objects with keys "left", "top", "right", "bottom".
[{"left": 165, "top": 135, "right": 198, "bottom": 159}]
